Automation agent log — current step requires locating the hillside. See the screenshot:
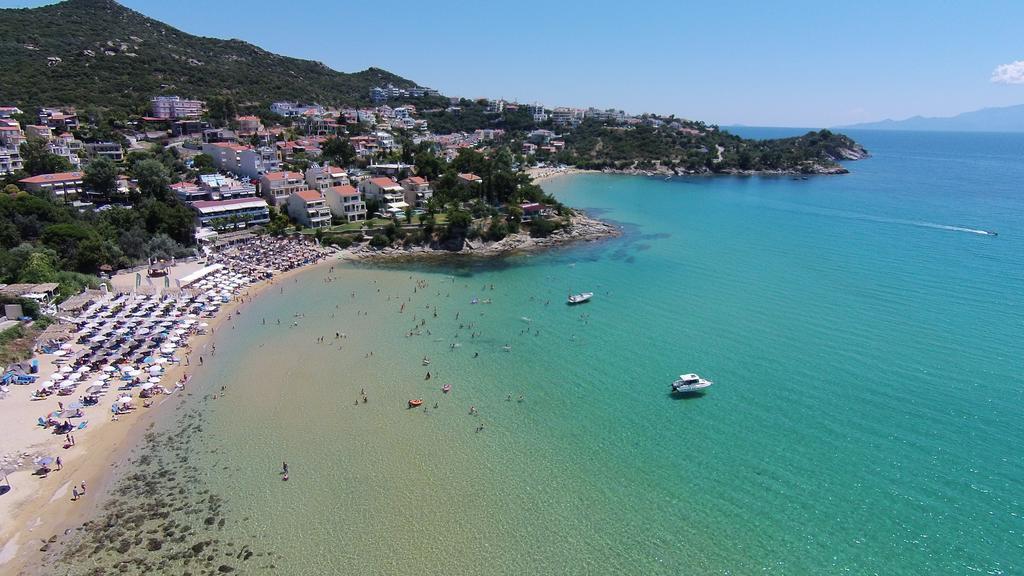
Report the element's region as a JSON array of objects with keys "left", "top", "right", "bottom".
[
  {"left": 838, "top": 103, "right": 1024, "bottom": 133},
  {"left": 0, "top": 0, "right": 416, "bottom": 115}
]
